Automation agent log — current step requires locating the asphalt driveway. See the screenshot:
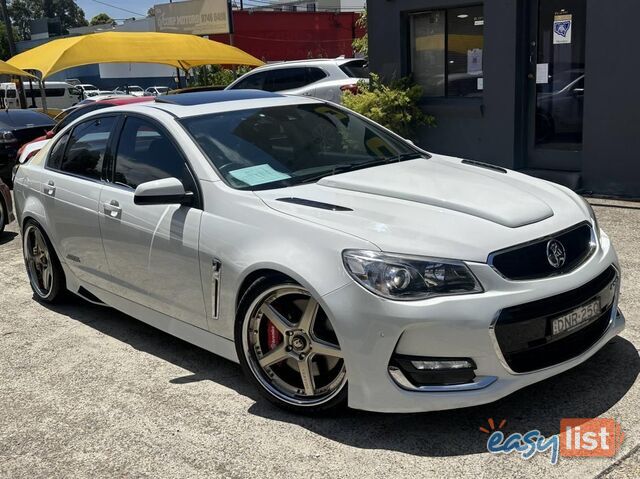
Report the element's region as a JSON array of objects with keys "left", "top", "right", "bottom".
[{"left": 0, "top": 198, "right": 638, "bottom": 478}]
